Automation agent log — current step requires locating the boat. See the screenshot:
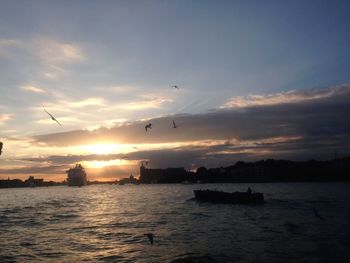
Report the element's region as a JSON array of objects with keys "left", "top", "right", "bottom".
[
  {"left": 194, "top": 189, "right": 264, "bottom": 204},
  {"left": 66, "top": 164, "right": 87, "bottom": 186}
]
